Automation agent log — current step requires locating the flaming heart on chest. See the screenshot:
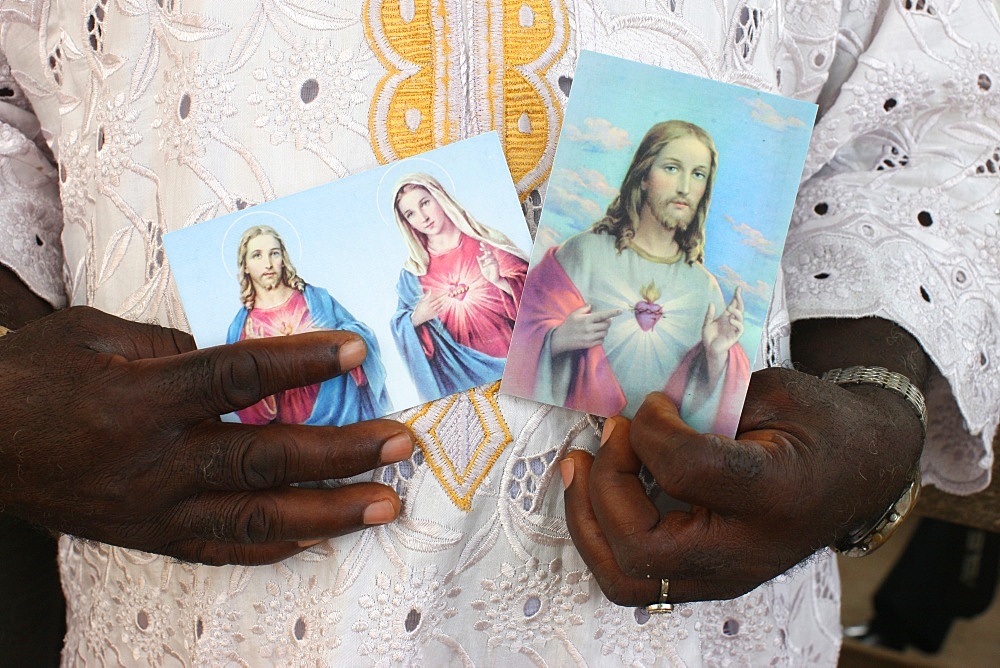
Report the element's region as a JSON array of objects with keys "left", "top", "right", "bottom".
[
  {"left": 634, "top": 280, "right": 663, "bottom": 332},
  {"left": 447, "top": 282, "right": 470, "bottom": 300}
]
